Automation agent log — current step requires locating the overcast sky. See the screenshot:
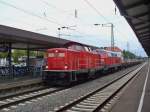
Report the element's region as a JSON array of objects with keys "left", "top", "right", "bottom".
[{"left": 0, "top": 0, "right": 147, "bottom": 57}]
